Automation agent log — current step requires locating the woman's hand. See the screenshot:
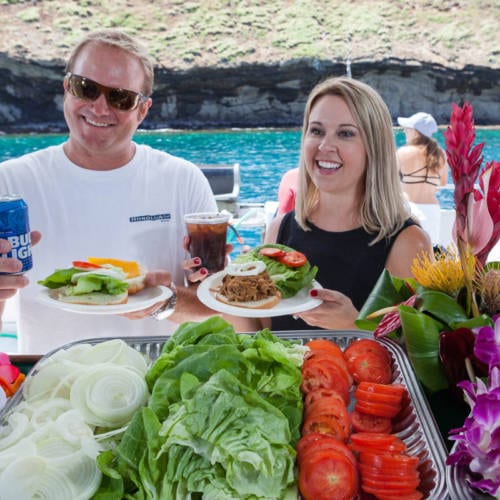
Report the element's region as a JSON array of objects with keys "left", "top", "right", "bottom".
[
  {"left": 294, "top": 288, "right": 359, "bottom": 330},
  {"left": 182, "top": 236, "right": 233, "bottom": 285}
]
